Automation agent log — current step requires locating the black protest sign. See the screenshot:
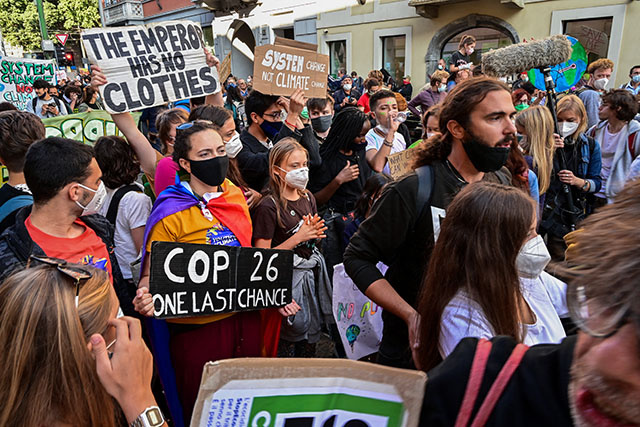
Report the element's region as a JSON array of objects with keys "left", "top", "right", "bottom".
[
  {"left": 81, "top": 20, "right": 220, "bottom": 114},
  {"left": 149, "top": 241, "right": 293, "bottom": 319}
]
